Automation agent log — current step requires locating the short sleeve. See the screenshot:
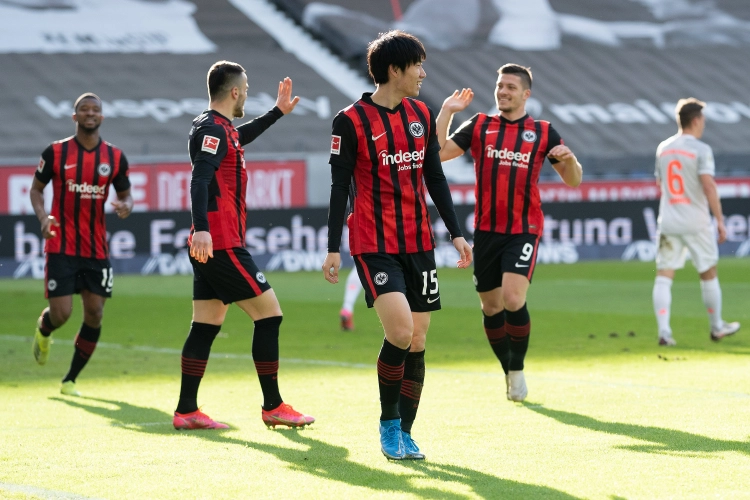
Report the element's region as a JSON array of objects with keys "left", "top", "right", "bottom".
[
  {"left": 698, "top": 144, "right": 715, "bottom": 176},
  {"left": 545, "top": 123, "right": 564, "bottom": 164},
  {"left": 34, "top": 145, "right": 55, "bottom": 184},
  {"left": 329, "top": 112, "right": 357, "bottom": 168},
  {"left": 190, "top": 123, "right": 227, "bottom": 171},
  {"left": 112, "top": 152, "right": 131, "bottom": 192},
  {"left": 448, "top": 114, "right": 479, "bottom": 152}
]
